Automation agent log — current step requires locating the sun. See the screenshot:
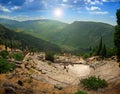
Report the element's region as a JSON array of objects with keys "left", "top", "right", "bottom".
[{"left": 54, "top": 8, "right": 63, "bottom": 18}]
